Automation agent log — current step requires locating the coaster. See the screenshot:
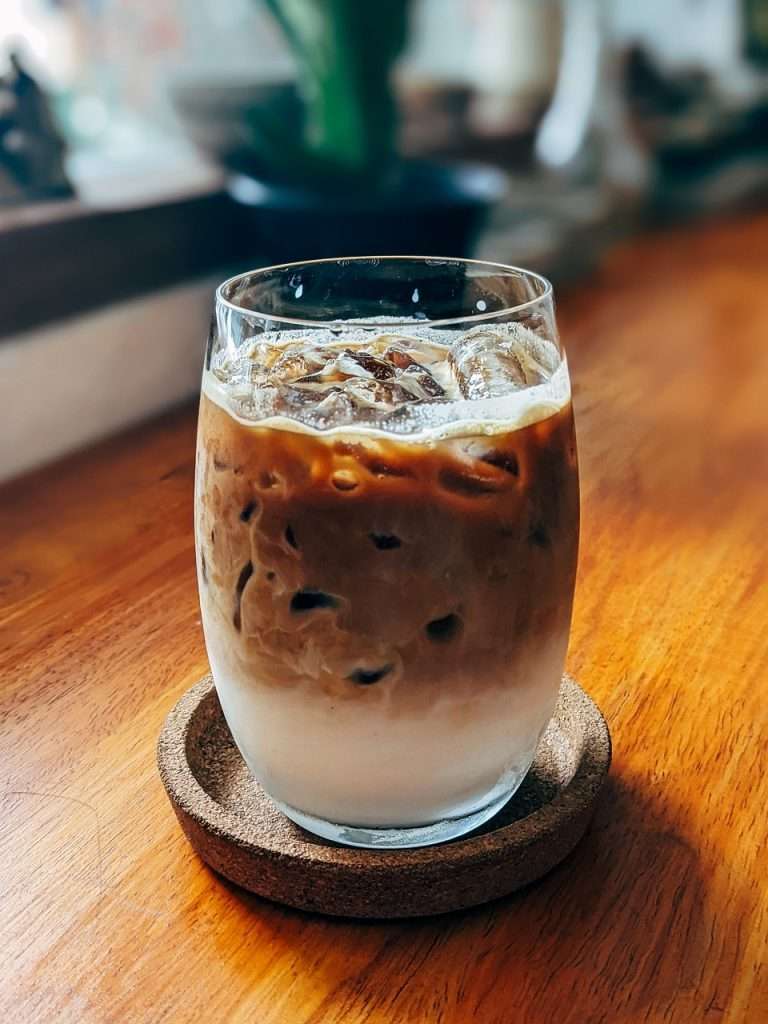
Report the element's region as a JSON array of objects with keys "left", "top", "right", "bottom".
[{"left": 158, "top": 675, "right": 611, "bottom": 919}]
